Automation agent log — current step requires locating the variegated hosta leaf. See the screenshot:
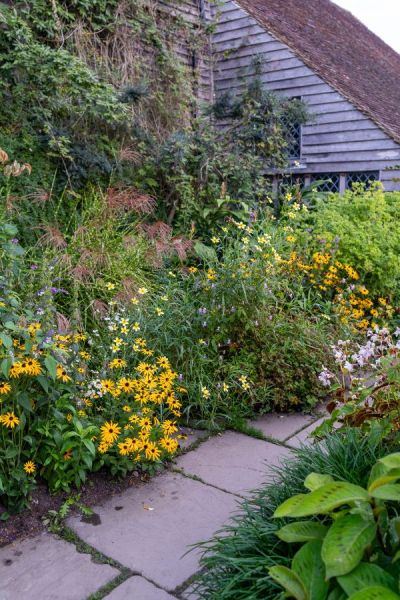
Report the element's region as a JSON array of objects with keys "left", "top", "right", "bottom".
[
  {"left": 338, "top": 562, "right": 397, "bottom": 595},
  {"left": 368, "top": 466, "right": 400, "bottom": 492},
  {"left": 321, "top": 514, "right": 376, "bottom": 578},
  {"left": 347, "top": 586, "right": 400, "bottom": 599},
  {"left": 370, "top": 484, "right": 400, "bottom": 501},
  {"left": 277, "top": 521, "right": 328, "bottom": 543},
  {"left": 304, "top": 473, "right": 335, "bottom": 492},
  {"left": 274, "top": 482, "right": 369, "bottom": 518},
  {"left": 269, "top": 565, "right": 307, "bottom": 600},
  {"left": 292, "top": 540, "right": 329, "bottom": 600}
]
